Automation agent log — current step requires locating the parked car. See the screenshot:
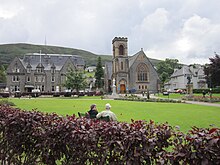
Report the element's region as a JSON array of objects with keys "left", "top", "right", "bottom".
[{"left": 163, "top": 91, "right": 169, "bottom": 96}]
